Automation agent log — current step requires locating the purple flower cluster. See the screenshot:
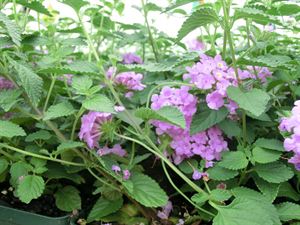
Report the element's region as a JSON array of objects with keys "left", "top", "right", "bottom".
[
  {"left": 97, "top": 144, "right": 127, "bottom": 157},
  {"left": 151, "top": 86, "right": 228, "bottom": 165},
  {"left": 0, "top": 76, "right": 14, "bottom": 89},
  {"left": 279, "top": 100, "right": 300, "bottom": 170},
  {"left": 186, "top": 39, "right": 205, "bottom": 51},
  {"left": 111, "top": 165, "right": 131, "bottom": 180},
  {"left": 157, "top": 201, "right": 173, "bottom": 220},
  {"left": 115, "top": 72, "right": 146, "bottom": 98},
  {"left": 184, "top": 54, "right": 272, "bottom": 114},
  {"left": 79, "top": 111, "right": 112, "bottom": 149},
  {"left": 122, "top": 53, "right": 143, "bottom": 64}
]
